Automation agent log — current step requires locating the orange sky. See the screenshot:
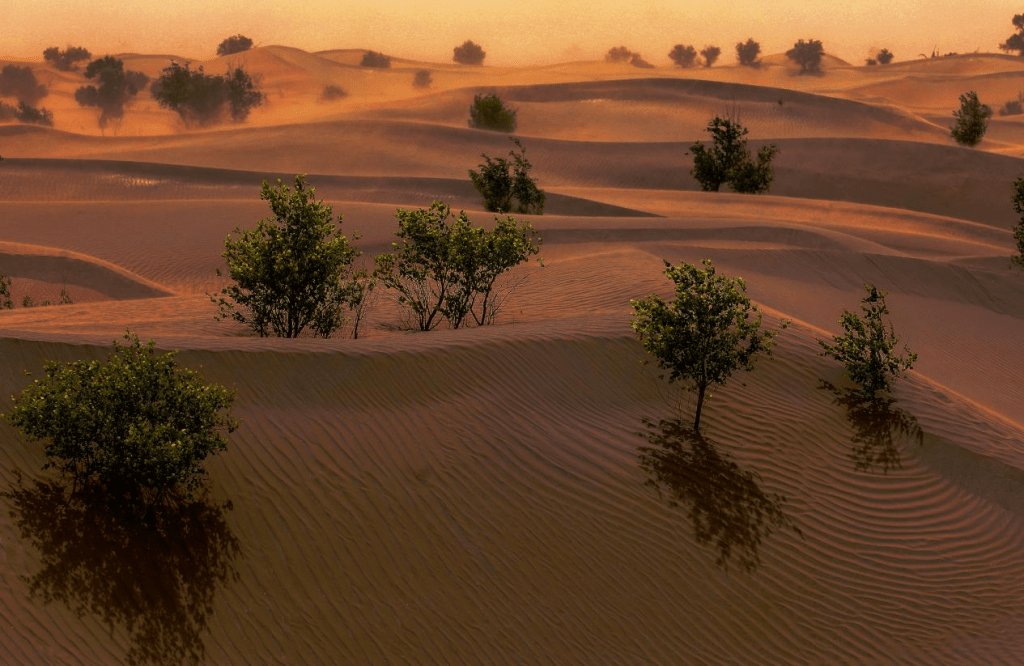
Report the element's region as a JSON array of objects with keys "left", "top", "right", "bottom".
[{"left": 3, "top": 1, "right": 1023, "bottom": 66}]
